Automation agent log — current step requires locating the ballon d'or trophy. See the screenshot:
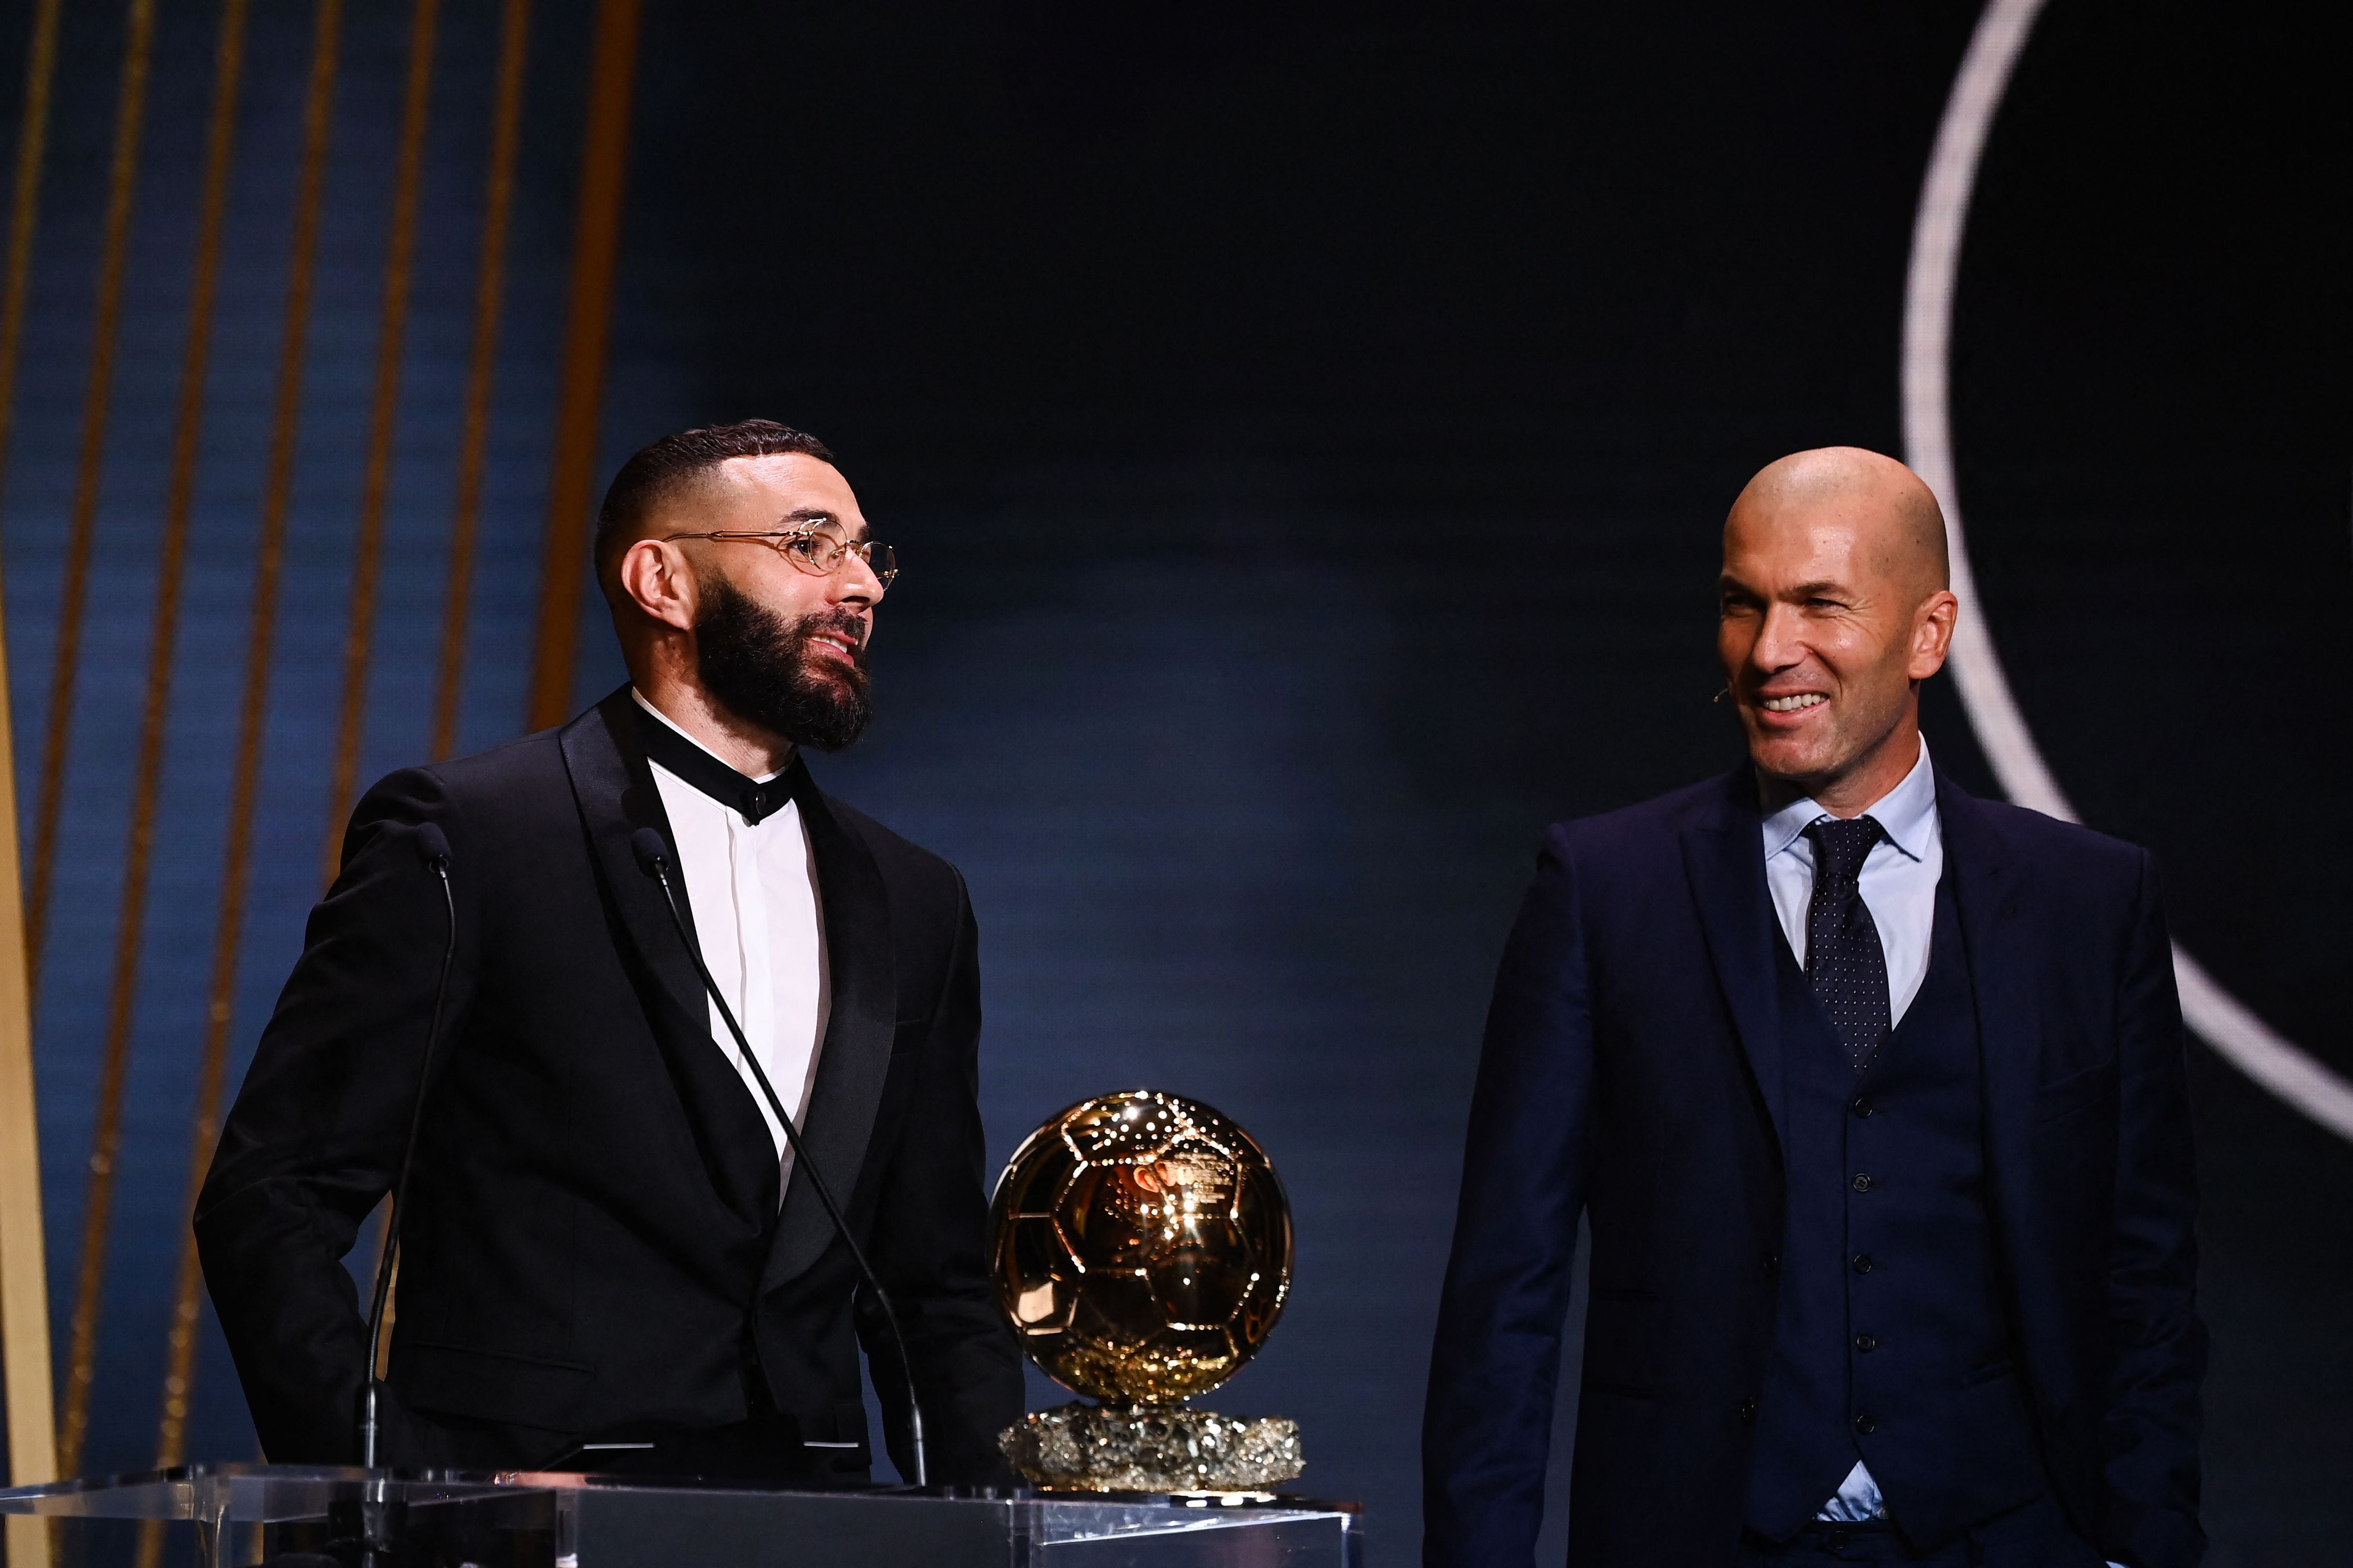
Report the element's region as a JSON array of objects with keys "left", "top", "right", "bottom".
[{"left": 990, "top": 1090, "right": 1300, "bottom": 1492}]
